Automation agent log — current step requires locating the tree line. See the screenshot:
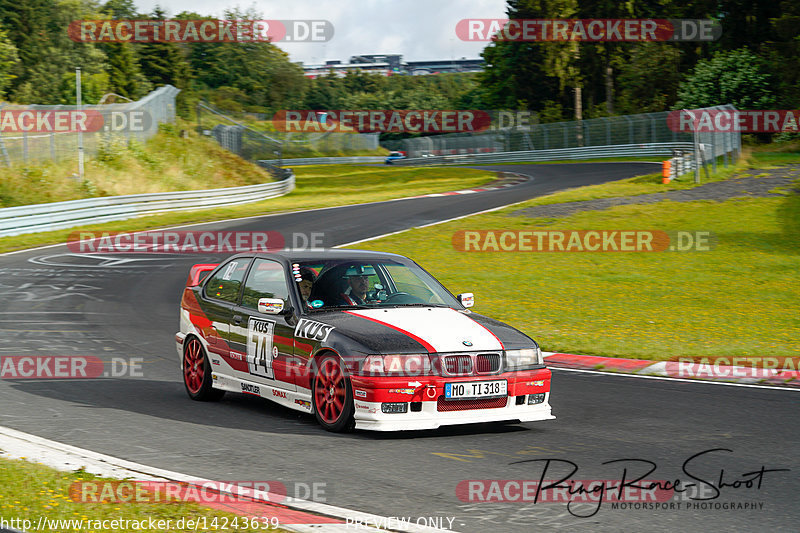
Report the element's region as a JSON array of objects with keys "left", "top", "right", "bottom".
[{"left": 0, "top": 0, "right": 796, "bottom": 127}]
